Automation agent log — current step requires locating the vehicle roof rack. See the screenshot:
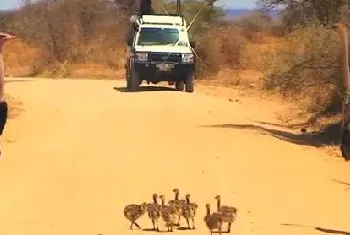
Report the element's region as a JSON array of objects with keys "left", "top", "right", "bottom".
[
  {"left": 140, "top": 13, "right": 182, "bottom": 17},
  {"left": 138, "top": 14, "right": 186, "bottom": 26},
  {"left": 134, "top": 1, "right": 186, "bottom": 27}
]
